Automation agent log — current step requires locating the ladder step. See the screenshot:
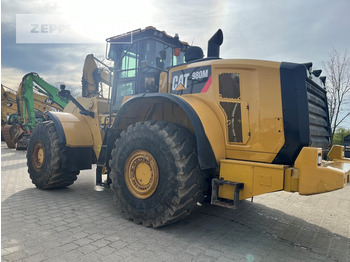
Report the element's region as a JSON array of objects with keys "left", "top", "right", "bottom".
[{"left": 211, "top": 178, "right": 244, "bottom": 209}]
